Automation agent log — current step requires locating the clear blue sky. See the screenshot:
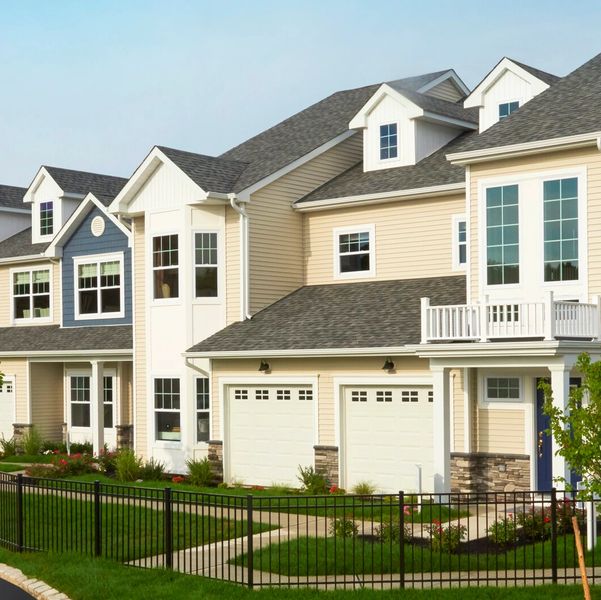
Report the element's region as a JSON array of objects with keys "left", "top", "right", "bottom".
[{"left": 0, "top": 0, "right": 599, "bottom": 186}]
